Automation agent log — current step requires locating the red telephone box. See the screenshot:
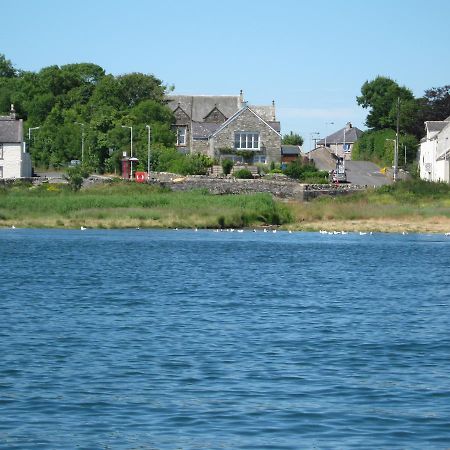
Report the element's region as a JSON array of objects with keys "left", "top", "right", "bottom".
[{"left": 122, "top": 158, "right": 130, "bottom": 179}]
